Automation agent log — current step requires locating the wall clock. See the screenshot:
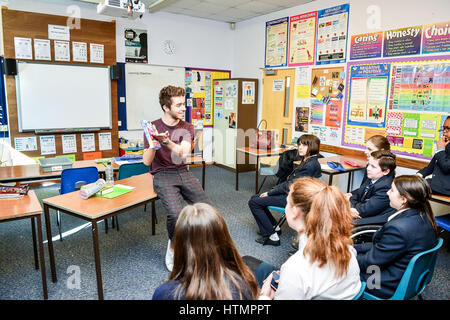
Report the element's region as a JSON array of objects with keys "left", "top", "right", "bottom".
[{"left": 163, "top": 40, "right": 176, "bottom": 55}]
